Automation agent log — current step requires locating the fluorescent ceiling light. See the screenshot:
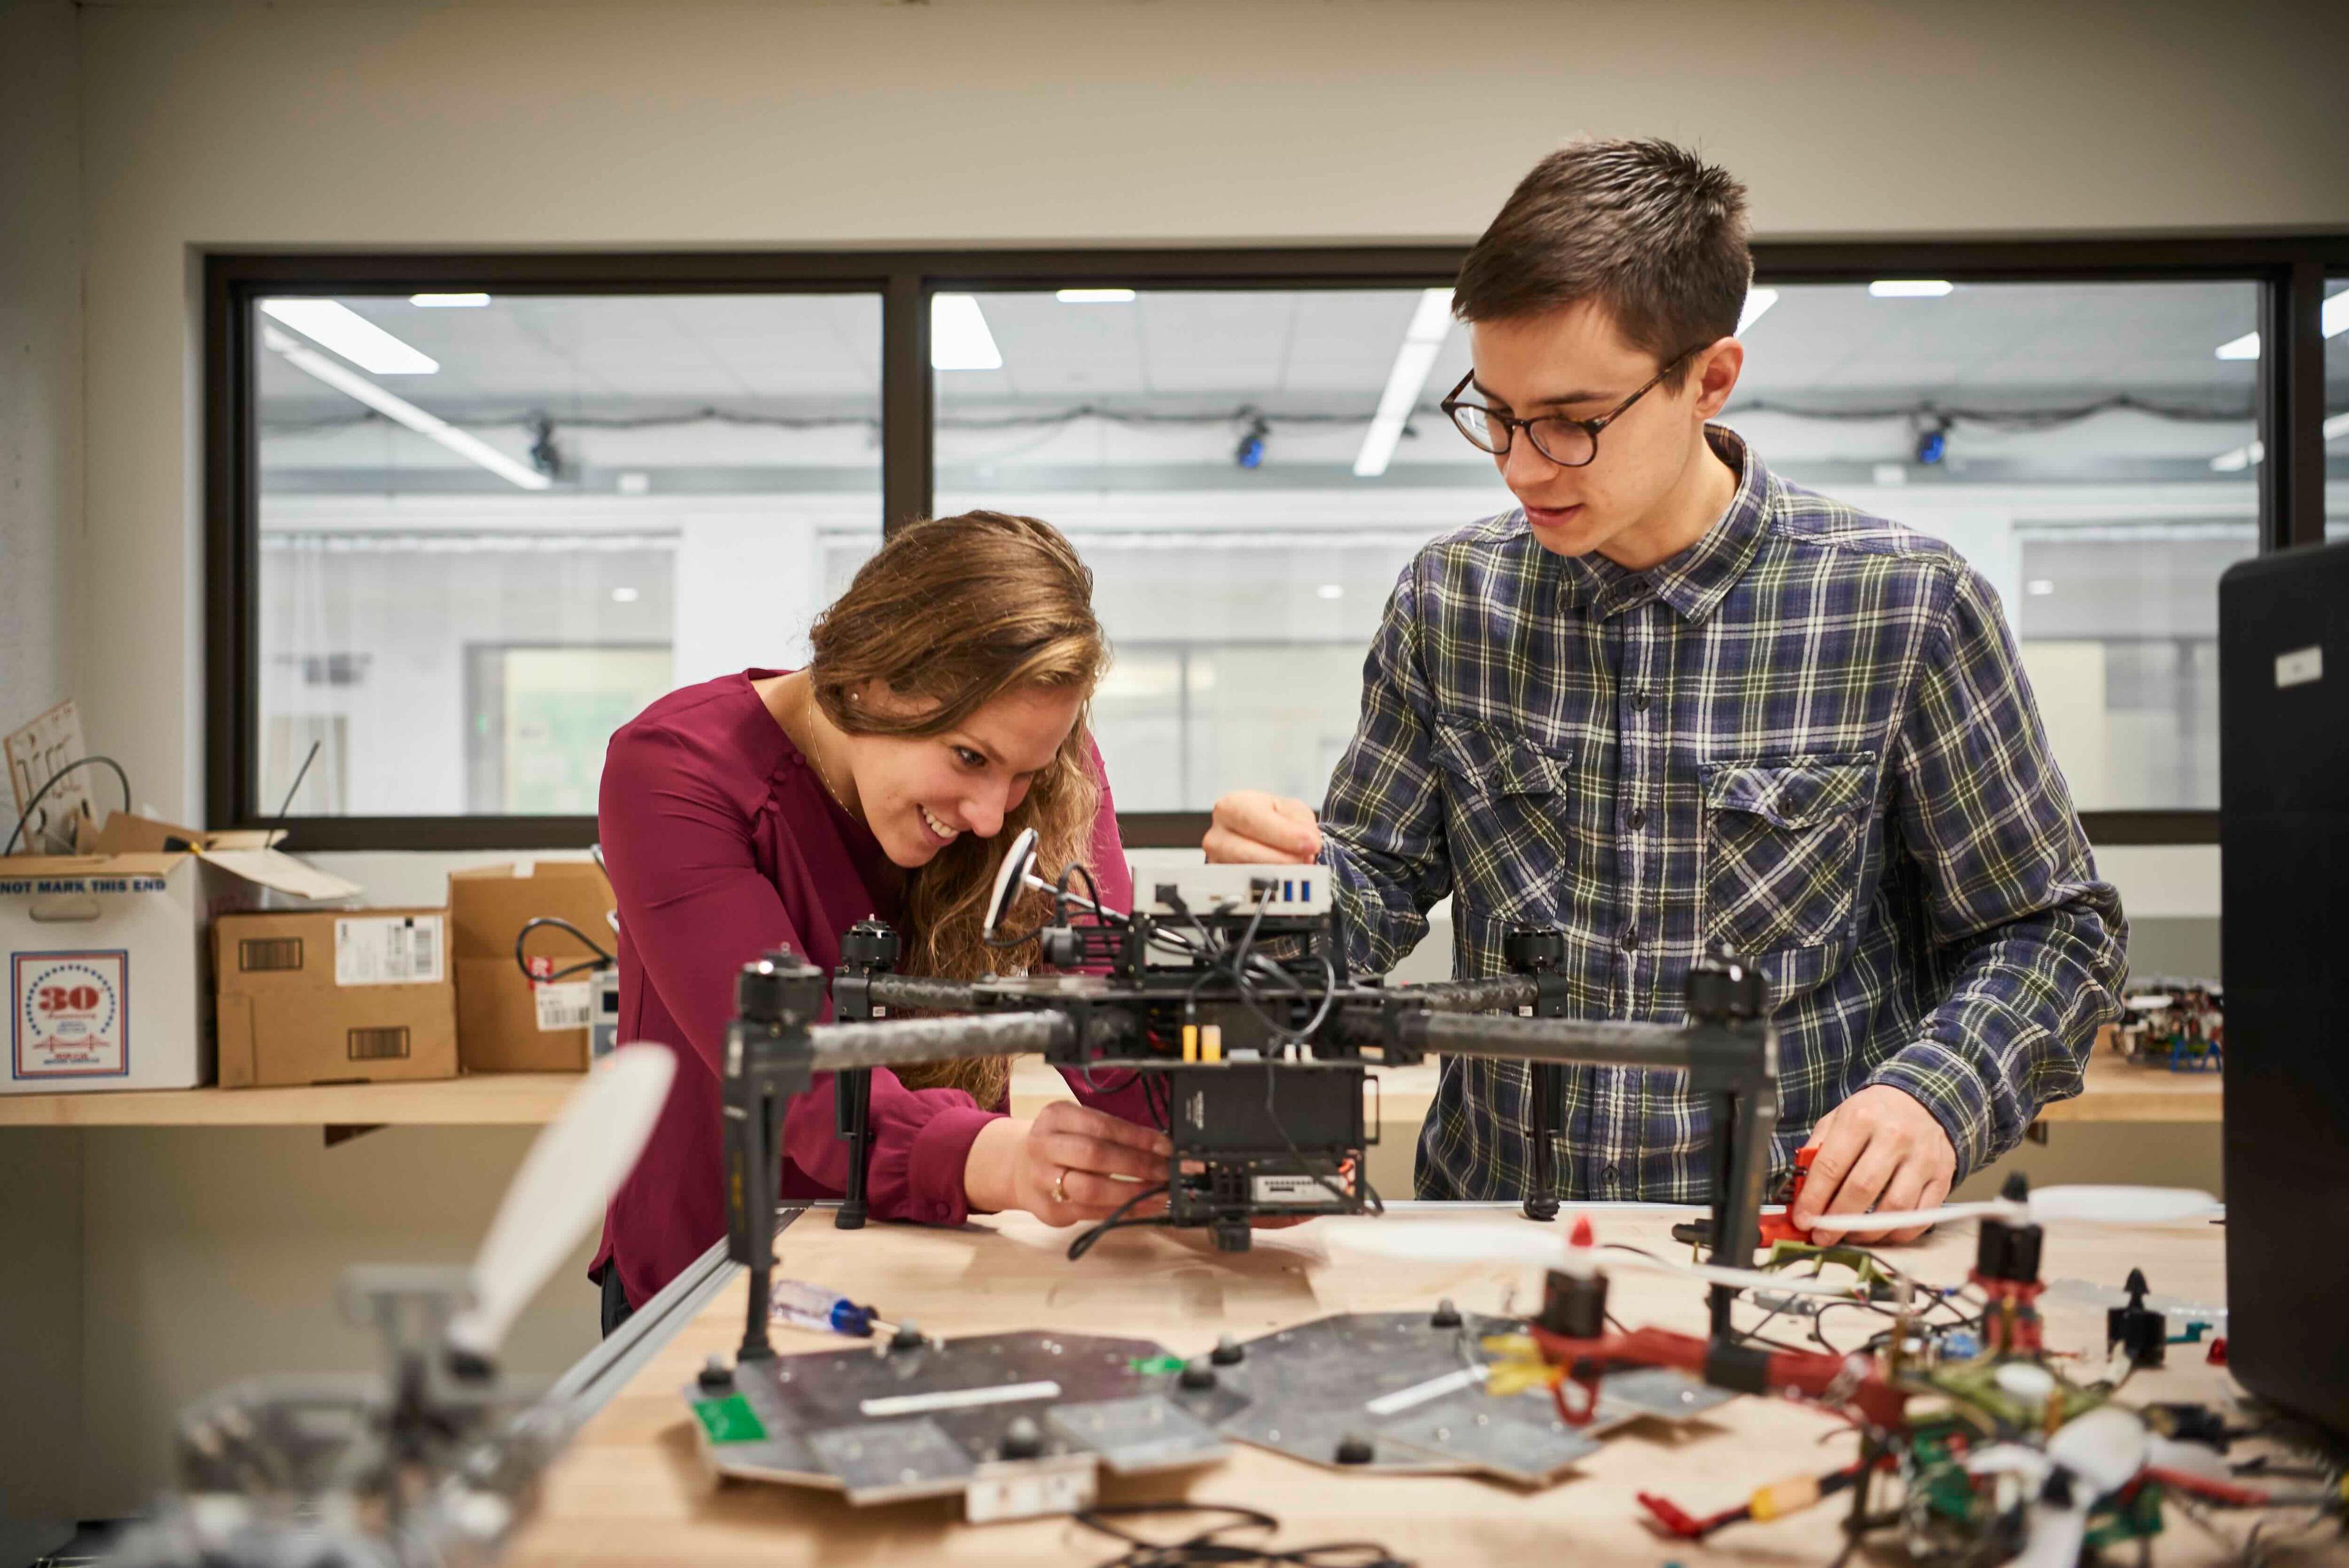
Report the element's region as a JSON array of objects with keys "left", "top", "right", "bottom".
[
  {"left": 2213, "top": 294, "right": 2349, "bottom": 360},
  {"left": 260, "top": 299, "right": 439, "bottom": 374},
  {"left": 261, "top": 325, "right": 549, "bottom": 490},
  {"left": 1317, "top": 584, "right": 1345, "bottom": 600},
  {"left": 2210, "top": 411, "right": 2349, "bottom": 471},
  {"left": 1868, "top": 280, "right": 1954, "bottom": 298},
  {"left": 1056, "top": 288, "right": 1135, "bottom": 303},
  {"left": 611, "top": 587, "right": 640, "bottom": 603},
  {"left": 410, "top": 292, "right": 491, "bottom": 308},
  {"left": 931, "top": 294, "right": 1003, "bottom": 370},
  {"left": 1737, "top": 288, "right": 1779, "bottom": 334},
  {"left": 1353, "top": 288, "right": 1456, "bottom": 478}
]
